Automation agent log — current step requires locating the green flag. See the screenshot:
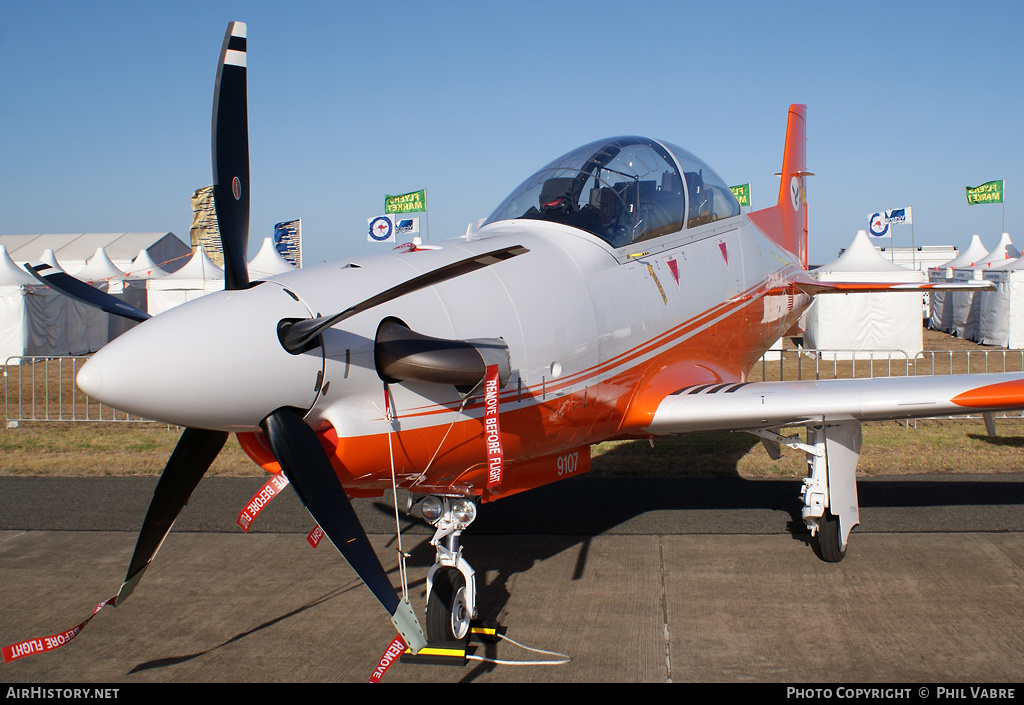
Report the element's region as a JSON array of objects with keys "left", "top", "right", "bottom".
[
  {"left": 966, "top": 180, "right": 1003, "bottom": 205},
  {"left": 385, "top": 189, "right": 427, "bottom": 214},
  {"left": 729, "top": 183, "right": 751, "bottom": 207}
]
